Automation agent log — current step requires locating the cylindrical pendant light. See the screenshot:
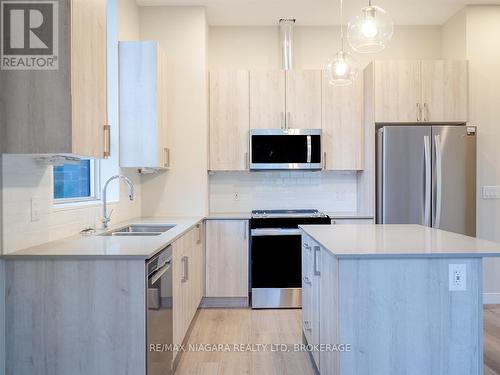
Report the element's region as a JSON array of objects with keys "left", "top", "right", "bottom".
[
  {"left": 326, "top": 0, "right": 357, "bottom": 86},
  {"left": 347, "top": 0, "right": 394, "bottom": 53}
]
